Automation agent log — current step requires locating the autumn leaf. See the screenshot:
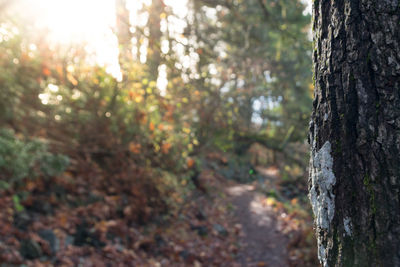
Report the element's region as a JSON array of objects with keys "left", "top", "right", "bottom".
[
  {"left": 149, "top": 122, "right": 155, "bottom": 131},
  {"left": 58, "top": 213, "right": 68, "bottom": 228},
  {"left": 129, "top": 90, "right": 135, "bottom": 99},
  {"left": 129, "top": 142, "right": 141, "bottom": 154},
  {"left": 67, "top": 73, "right": 78, "bottom": 86},
  {"left": 187, "top": 158, "right": 195, "bottom": 169},
  {"left": 135, "top": 112, "right": 147, "bottom": 124},
  {"left": 262, "top": 197, "right": 276, "bottom": 207},
  {"left": 95, "top": 220, "right": 108, "bottom": 233},
  {"left": 161, "top": 142, "right": 172, "bottom": 154},
  {"left": 56, "top": 65, "right": 63, "bottom": 77},
  {"left": 42, "top": 67, "right": 51, "bottom": 76},
  {"left": 26, "top": 181, "right": 36, "bottom": 191}
]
